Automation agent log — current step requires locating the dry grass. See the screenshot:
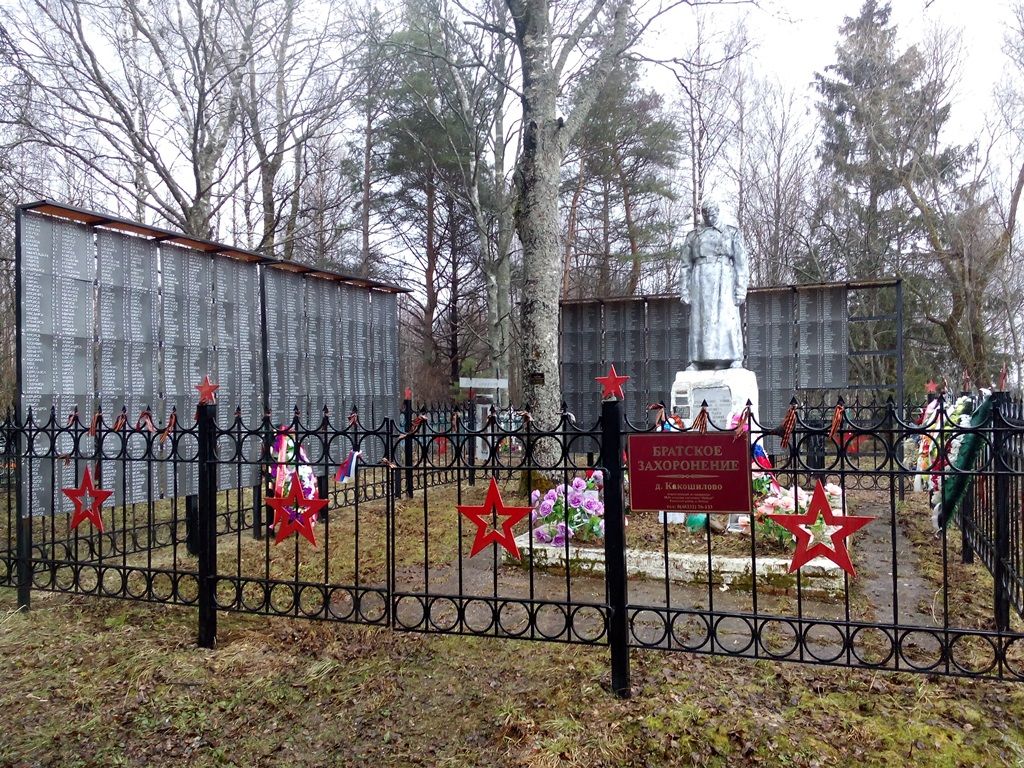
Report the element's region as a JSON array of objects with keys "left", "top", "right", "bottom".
[{"left": 2, "top": 588, "right": 1024, "bottom": 767}]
